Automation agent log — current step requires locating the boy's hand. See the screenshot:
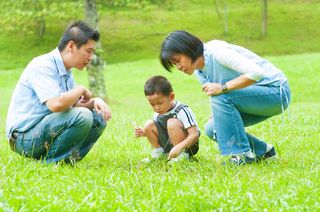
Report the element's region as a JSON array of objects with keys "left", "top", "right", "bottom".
[
  {"left": 168, "top": 145, "right": 182, "bottom": 159},
  {"left": 134, "top": 127, "right": 145, "bottom": 137}
]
